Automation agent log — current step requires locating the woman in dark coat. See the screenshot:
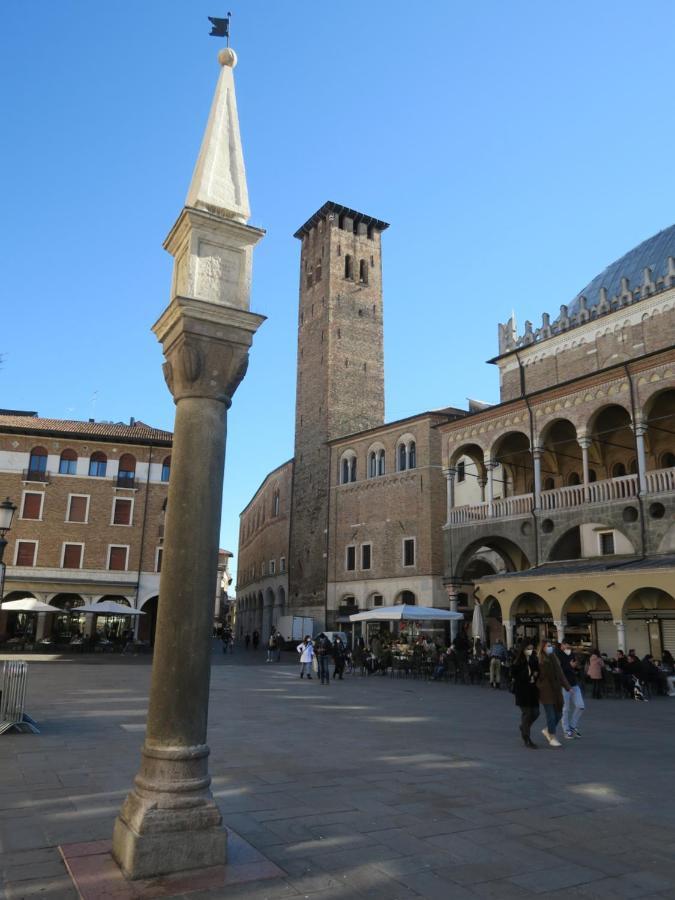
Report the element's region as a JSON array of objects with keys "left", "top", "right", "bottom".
[
  {"left": 538, "top": 639, "right": 570, "bottom": 747},
  {"left": 511, "top": 642, "right": 540, "bottom": 749}
]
